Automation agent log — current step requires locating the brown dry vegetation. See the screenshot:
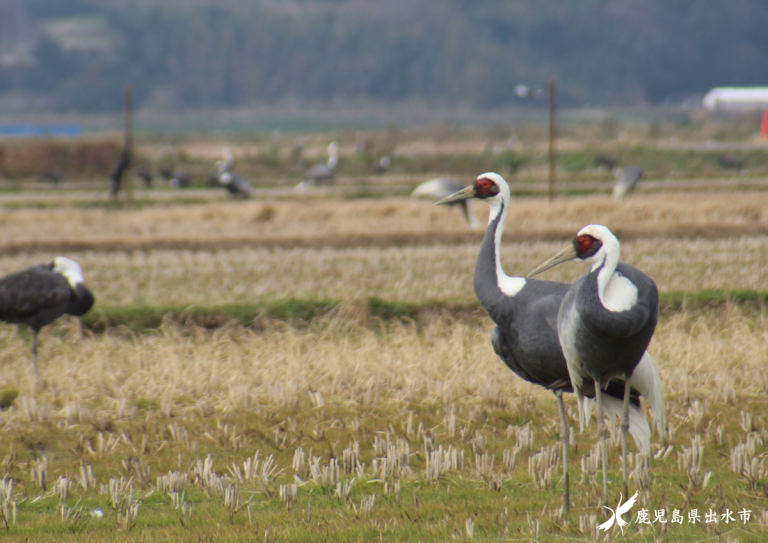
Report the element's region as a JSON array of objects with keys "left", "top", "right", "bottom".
[
  {"left": 0, "top": 167, "right": 766, "bottom": 539},
  {"left": 0, "top": 190, "right": 767, "bottom": 247},
  {"left": 0, "top": 309, "right": 766, "bottom": 540},
  {"left": 0, "top": 139, "right": 126, "bottom": 179},
  {"left": 0, "top": 236, "right": 766, "bottom": 309}
]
